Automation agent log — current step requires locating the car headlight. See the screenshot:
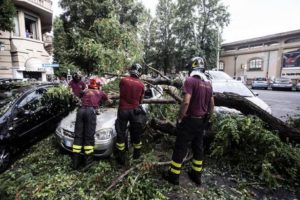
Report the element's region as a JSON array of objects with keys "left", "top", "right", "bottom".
[{"left": 95, "top": 128, "right": 113, "bottom": 140}]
